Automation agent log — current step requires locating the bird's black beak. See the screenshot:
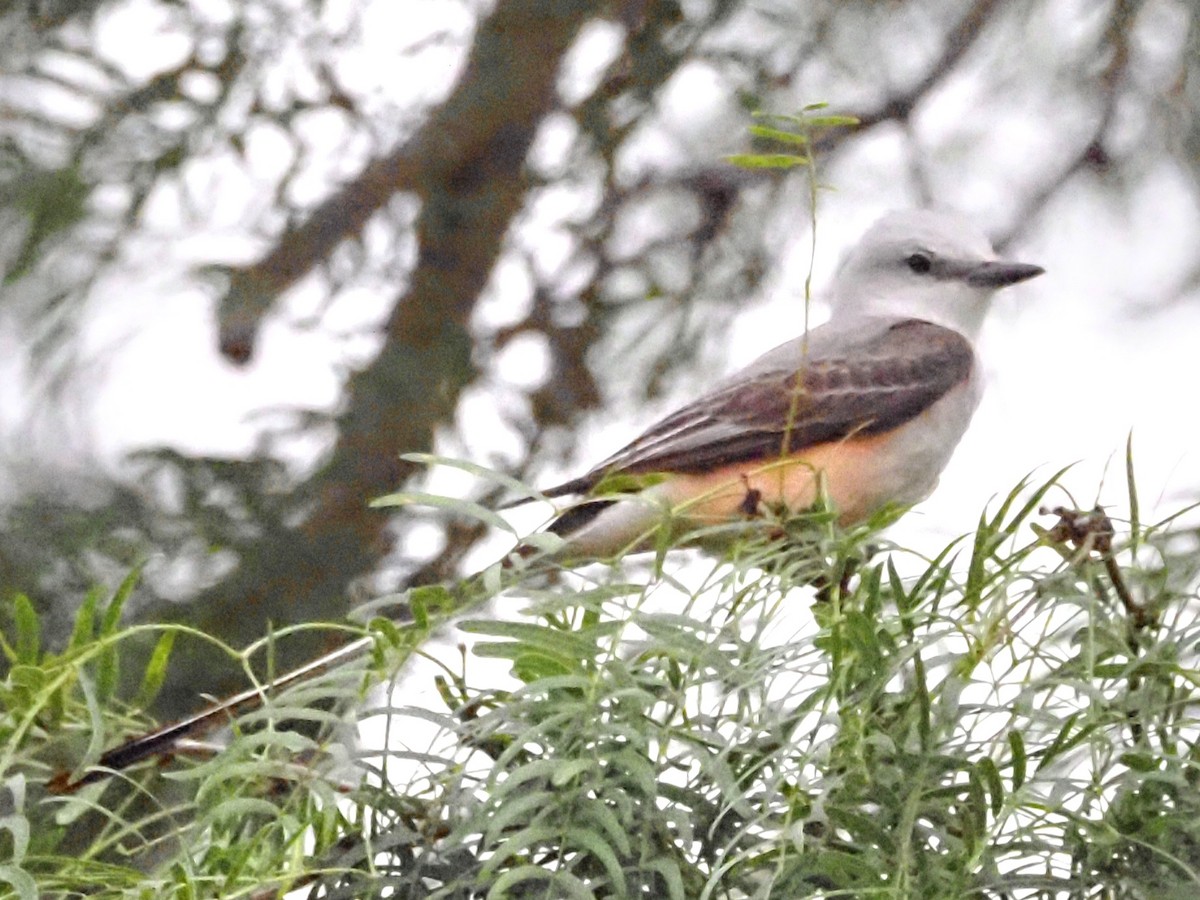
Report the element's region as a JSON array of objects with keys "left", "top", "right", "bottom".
[{"left": 967, "top": 260, "right": 1045, "bottom": 288}]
